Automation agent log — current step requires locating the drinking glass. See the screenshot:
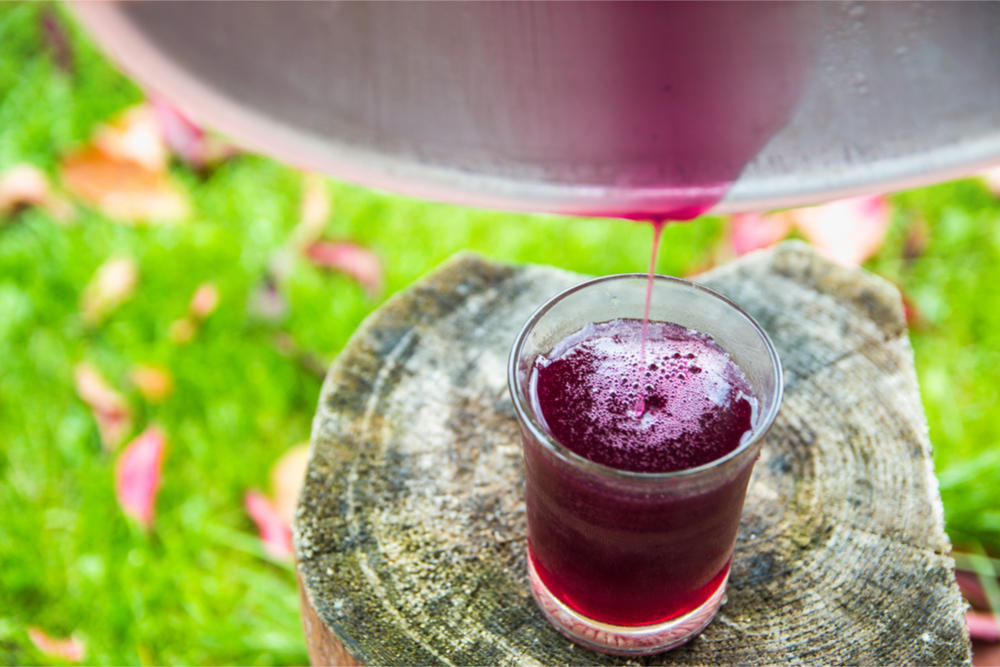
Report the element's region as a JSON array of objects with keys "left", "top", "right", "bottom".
[{"left": 507, "top": 274, "right": 783, "bottom": 655}]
